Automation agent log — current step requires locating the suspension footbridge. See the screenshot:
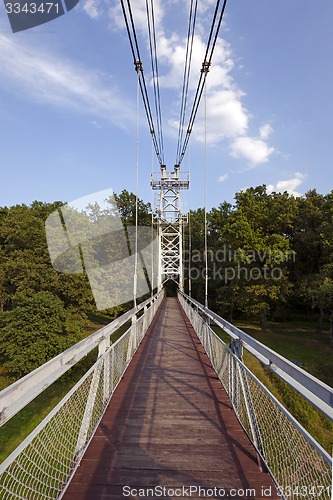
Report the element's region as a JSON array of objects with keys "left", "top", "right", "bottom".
[
  {"left": 62, "top": 297, "right": 278, "bottom": 499},
  {"left": 0, "top": 0, "right": 332, "bottom": 499},
  {"left": 0, "top": 287, "right": 332, "bottom": 499}
]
